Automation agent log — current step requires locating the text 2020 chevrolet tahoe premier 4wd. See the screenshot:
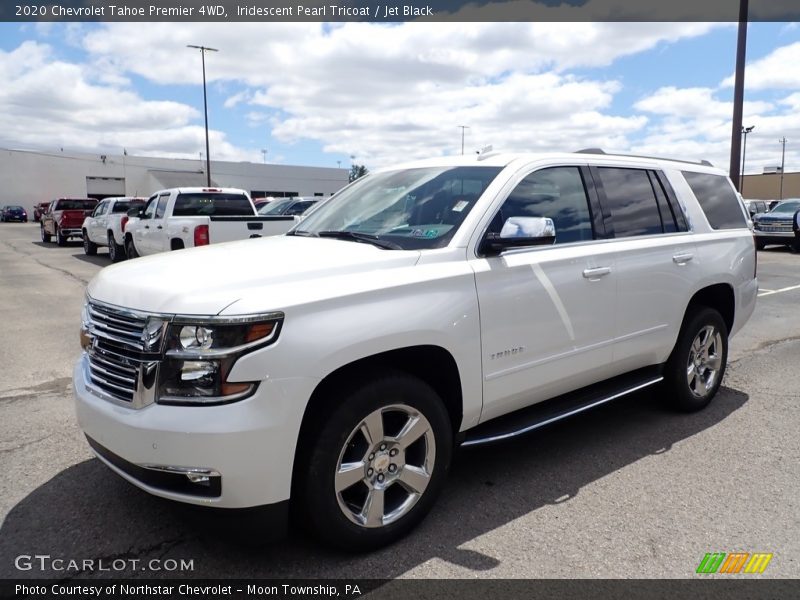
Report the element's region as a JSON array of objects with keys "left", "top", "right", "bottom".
[{"left": 73, "top": 151, "right": 757, "bottom": 550}]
